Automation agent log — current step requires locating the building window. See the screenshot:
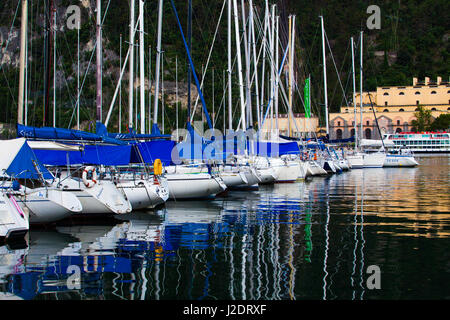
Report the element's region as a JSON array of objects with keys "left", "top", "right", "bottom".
[
  {"left": 397, "top": 120, "right": 400, "bottom": 125},
  {"left": 365, "top": 128, "right": 371, "bottom": 139},
  {"left": 399, "top": 108, "right": 404, "bottom": 112},
  {"left": 383, "top": 92, "right": 389, "bottom": 96},
  {"left": 366, "top": 121, "right": 370, "bottom": 126},
  {"left": 395, "top": 128, "right": 402, "bottom": 133},
  {"left": 416, "top": 101, "right": 420, "bottom": 105},
  {"left": 385, "top": 101, "right": 388, "bottom": 106},
  {"left": 431, "top": 108, "right": 437, "bottom": 111},
  {"left": 336, "top": 129, "right": 343, "bottom": 140},
  {"left": 415, "top": 92, "right": 421, "bottom": 95},
  {"left": 337, "top": 121, "right": 341, "bottom": 127},
  {"left": 431, "top": 91, "right": 437, "bottom": 94},
  {"left": 384, "top": 109, "right": 389, "bottom": 112},
  {"left": 399, "top": 92, "right": 405, "bottom": 95},
  {"left": 350, "top": 128, "right": 355, "bottom": 137}
]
